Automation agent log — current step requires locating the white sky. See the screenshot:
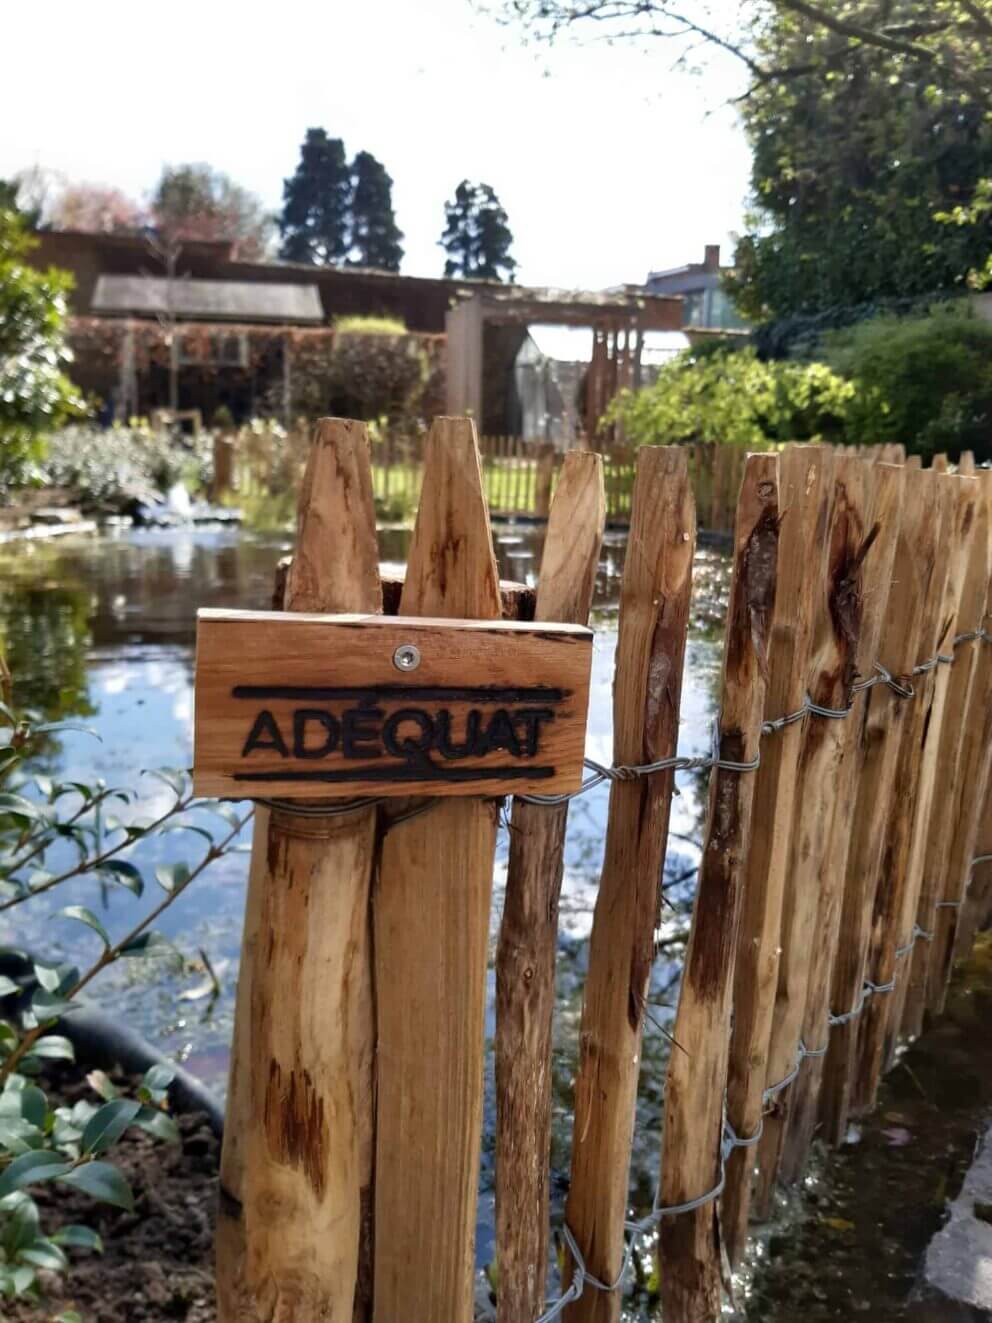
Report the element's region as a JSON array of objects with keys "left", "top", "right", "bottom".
[{"left": 0, "top": 0, "right": 752, "bottom": 289}]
